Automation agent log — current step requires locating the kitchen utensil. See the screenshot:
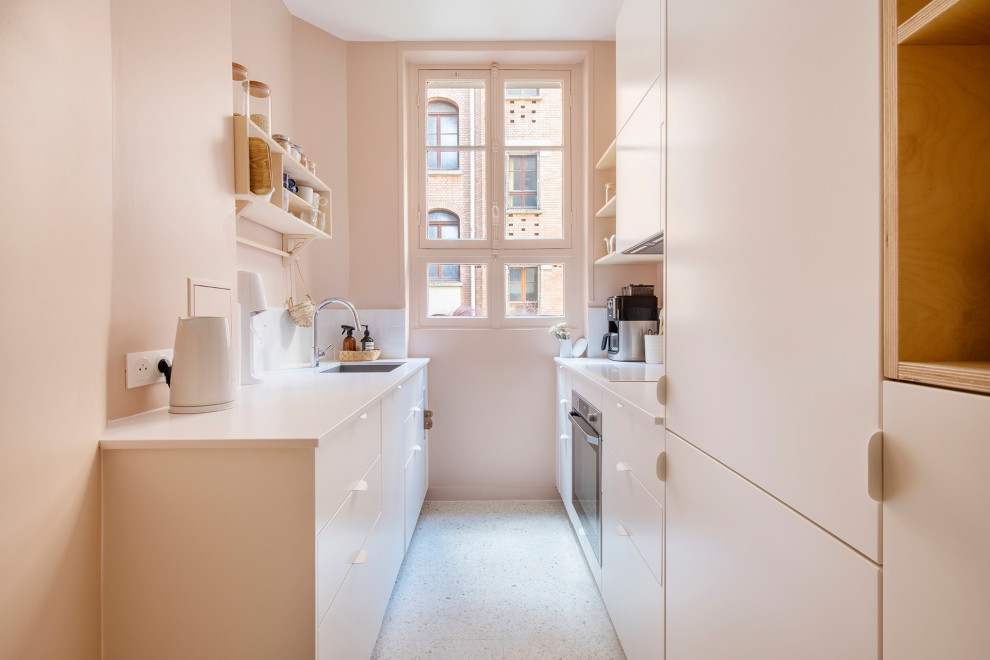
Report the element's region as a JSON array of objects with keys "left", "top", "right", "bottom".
[
  {"left": 644, "top": 332, "right": 663, "bottom": 364},
  {"left": 248, "top": 138, "right": 273, "bottom": 195},
  {"left": 572, "top": 337, "right": 588, "bottom": 357},
  {"left": 167, "top": 316, "right": 236, "bottom": 414},
  {"left": 232, "top": 62, "right": 249, "bottom": 117},
  {"left": 248, "top": 81, "right": 271, "bottom": 134},
  {"left": 300, "top": 207, "right": 318, "bottom": 225},
  {"left": 297, "top": 185, "right": 314, "bottom": 205}
]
